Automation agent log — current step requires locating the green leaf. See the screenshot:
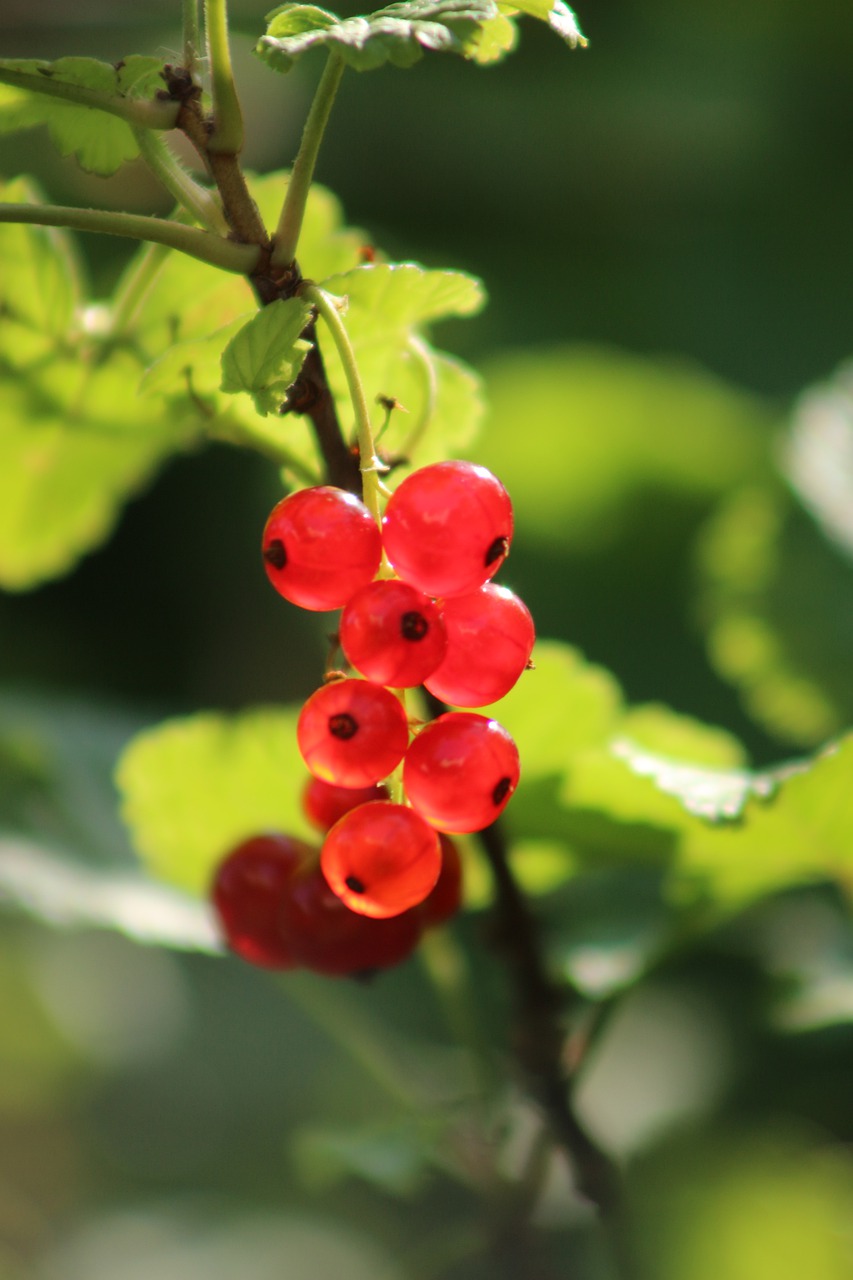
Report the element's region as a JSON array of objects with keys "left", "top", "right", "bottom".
[
  {"left": 610, "top": 740, "right": 795, "bottom": 822},
  {"left": 0, "top": 359, "right": 196, "bottom": 590},
  {"left": 220, "top": 298, "right": 313, "bottom": 416},
  {"left": 116, "top": 708, "right": 316, "bottom": 896},
  {"left": 256, "top": 0, "right": 500, "bottom": 72},
  {"left": 697, "top": 485, "right": 853, "bottom": 747},
  {"left": 0, "top": 176, "right": 81, "bottom": 346},
  {"left": 316, "top": 263, "right": 486, "bottom": 477},
  {"left": 500, "top": 0, "right": 587, "bottom": 47},
  {"left": 0, "top": 693, "right": 219, "bottom": 951},
  {"left": 0, "top": 56, "right": 165, "bottom": 175},
  {"left": 0, "top": 837, "right": 220, "bottom": 953},
  {"left": 292, "top": 1118, "right": 438, "bottom": 1195},
  {"left": 140, "top": 315, "right": 252, "bottom": 402},
  {"left": 478, "top": 346, "right": 775, "bottom": 552}
]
